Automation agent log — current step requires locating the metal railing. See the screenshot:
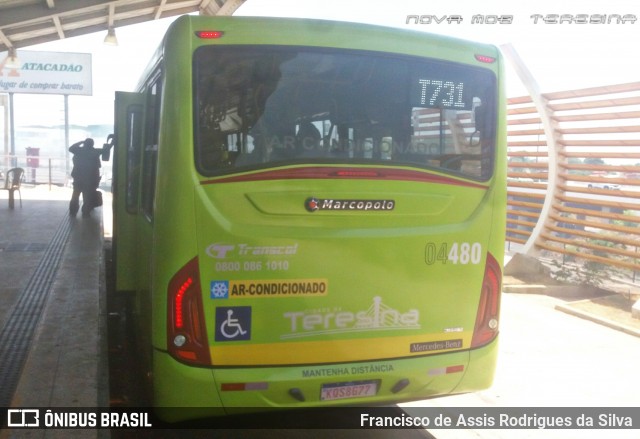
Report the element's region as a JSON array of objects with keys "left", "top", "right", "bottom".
[{"left": 2, "top": 154, "right": 70, "bottom": 188}]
